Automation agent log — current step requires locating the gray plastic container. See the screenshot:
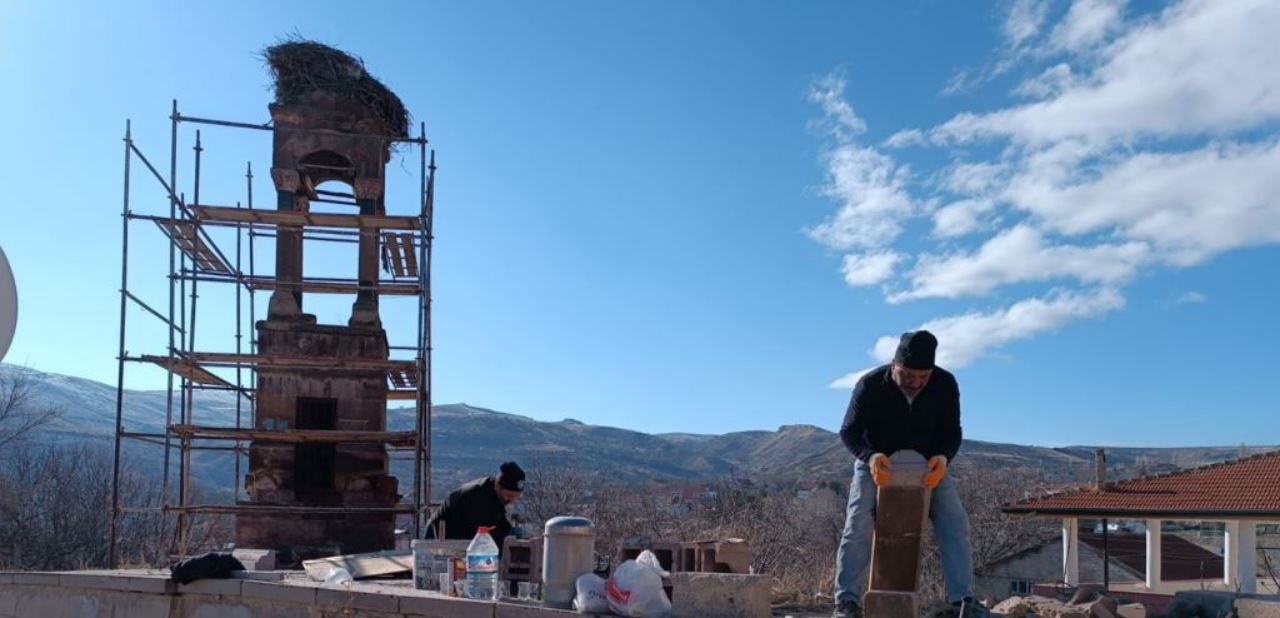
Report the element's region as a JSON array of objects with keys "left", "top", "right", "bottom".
[{"left": 541, "top": 516, "right": 595, "bottom": 608}]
